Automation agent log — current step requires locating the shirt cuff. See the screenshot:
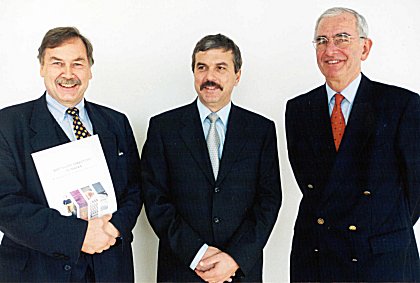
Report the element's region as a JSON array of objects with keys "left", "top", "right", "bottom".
[{"left": 189, "top": 243, "right": 208, "bottom": 270}]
